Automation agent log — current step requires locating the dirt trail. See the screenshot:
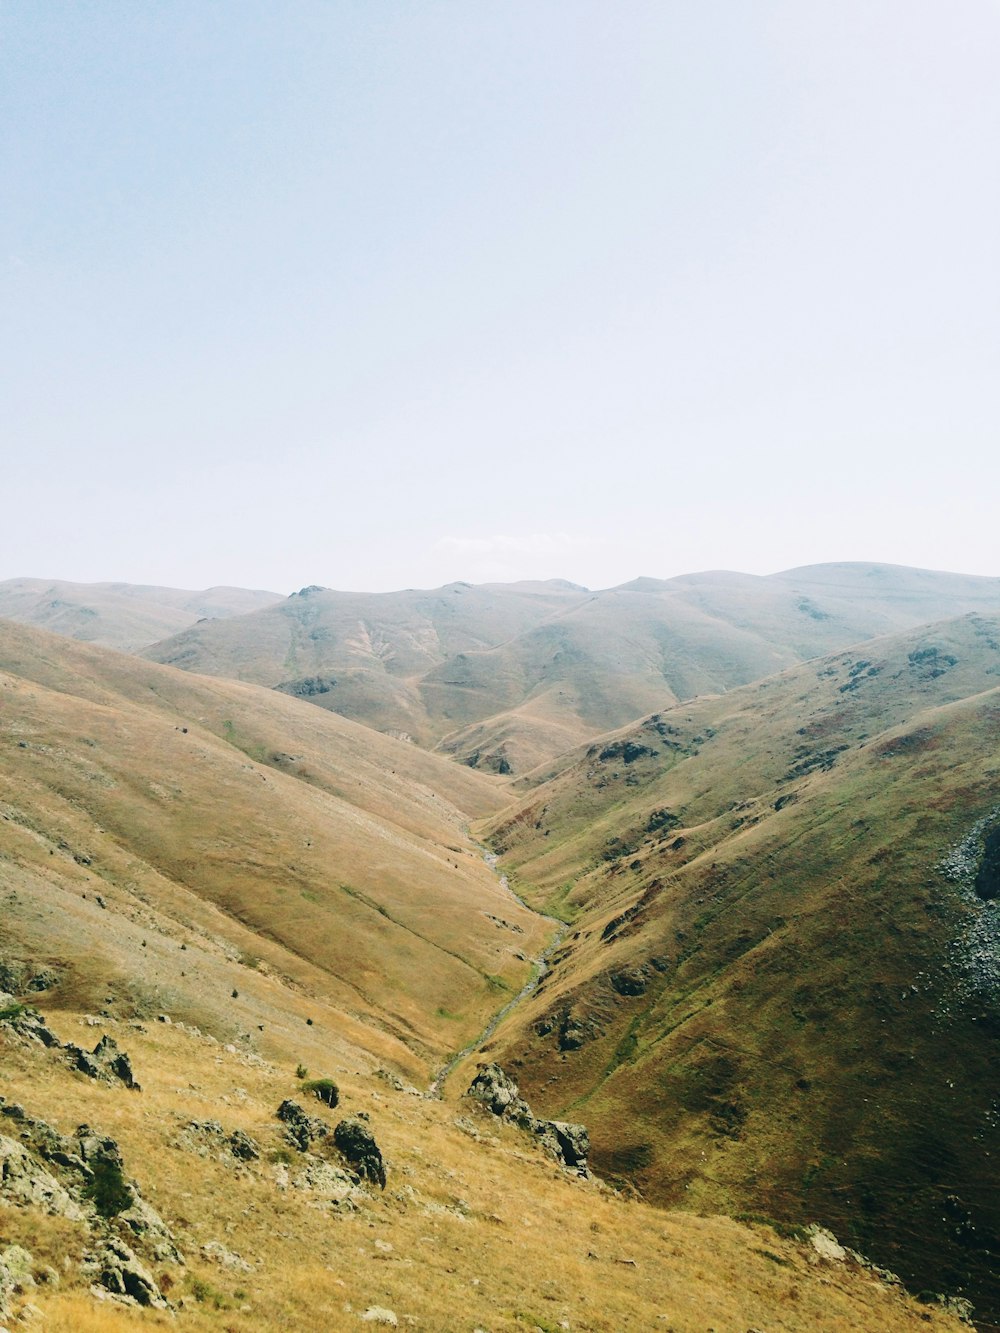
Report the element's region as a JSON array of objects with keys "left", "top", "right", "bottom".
[{"left": 427, "top": 853, "right": 565, "bottom": 1098}]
